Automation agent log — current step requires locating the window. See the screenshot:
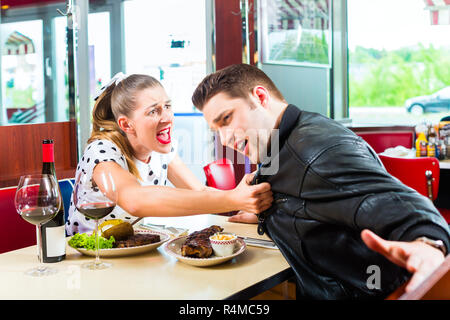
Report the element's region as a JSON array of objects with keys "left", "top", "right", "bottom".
[
  {"left": 1, "top": 20, "right": 44, "bottom": 124},
  {"left": 0, "top": 2, "right": 71, "bottom": 125},
  {"left": 71, "top": 0, "right": 213, "bottom": 178},
  {"left": 87, "top": 11, "right": 111, "bottom": 113},
  {"left": 123, "top": 0, "right": 207, "bottom": 113},
  {"left": 347, "top": 0, "right": 450, "bottom": 125}
]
